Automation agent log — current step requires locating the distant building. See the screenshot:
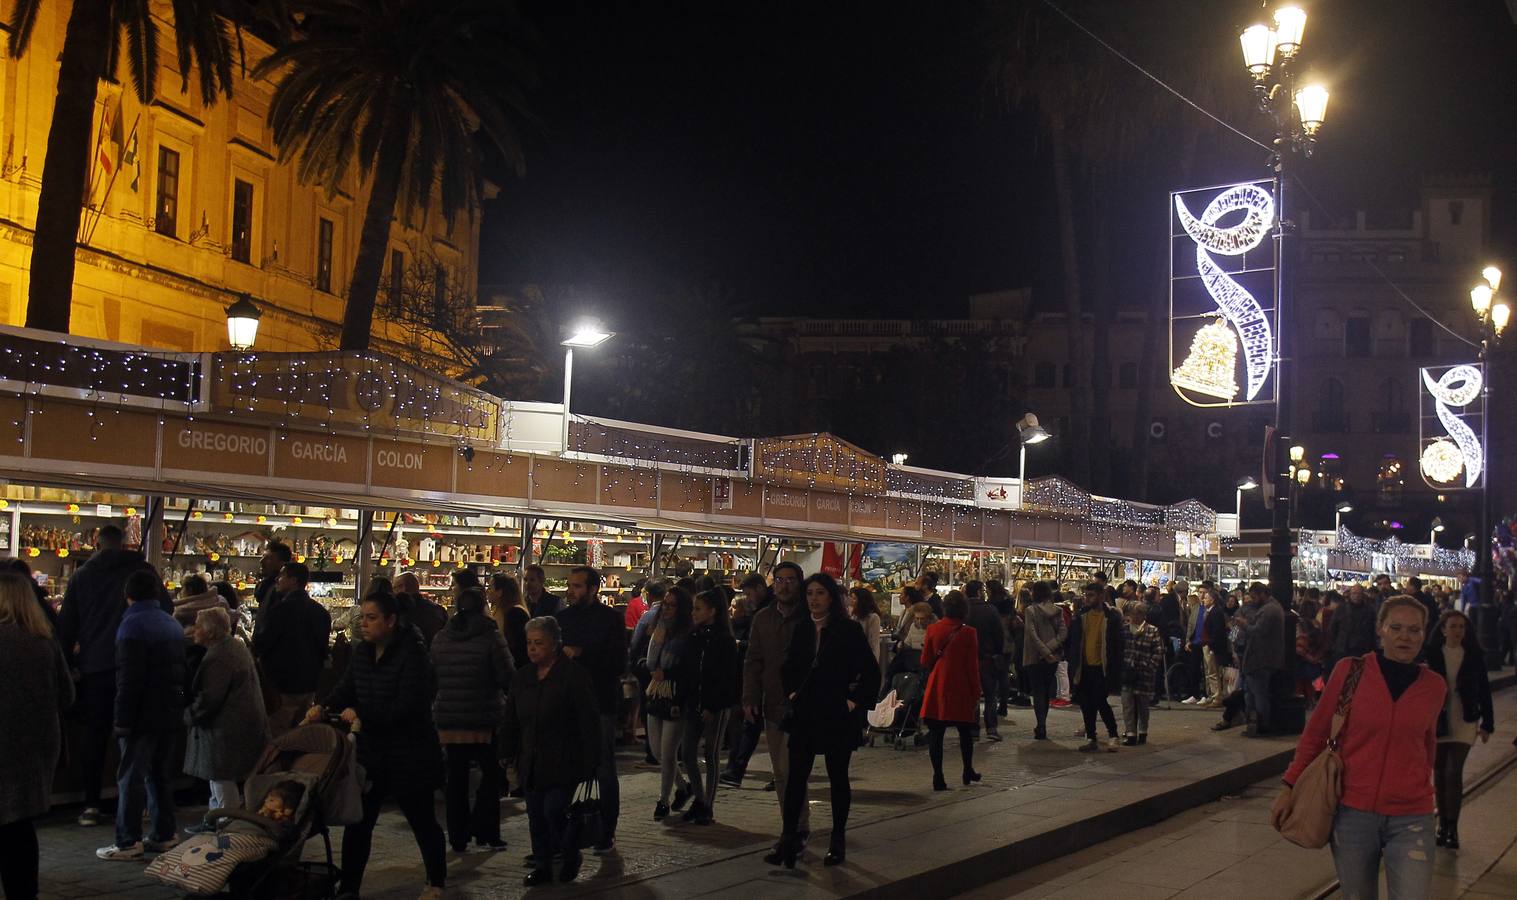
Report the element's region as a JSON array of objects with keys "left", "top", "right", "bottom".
[{"left": 0, "top": 6, "right": 479, "bottom": 355}]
